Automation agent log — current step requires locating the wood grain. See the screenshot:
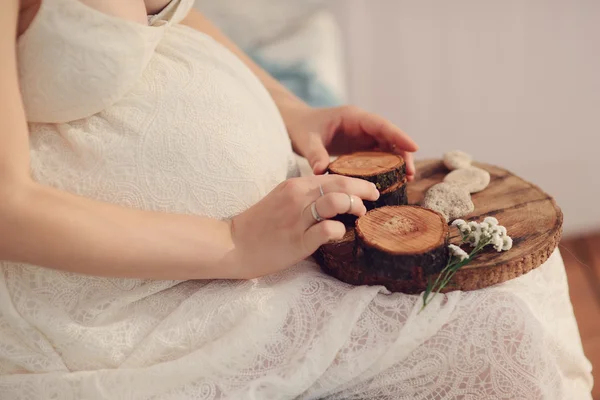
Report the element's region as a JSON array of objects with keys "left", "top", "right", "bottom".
[
  {"left": 356, "top": 206, "right": 447, "bottom": 255},
  {"left": 329, "top": 151, "right": 404, "bottom": 176},
  {"left": 327, "top": 151, "right": 406, "bottom": 191},
  {"left": 315, "top": 159, "right": 563, "bottom": 293}
]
